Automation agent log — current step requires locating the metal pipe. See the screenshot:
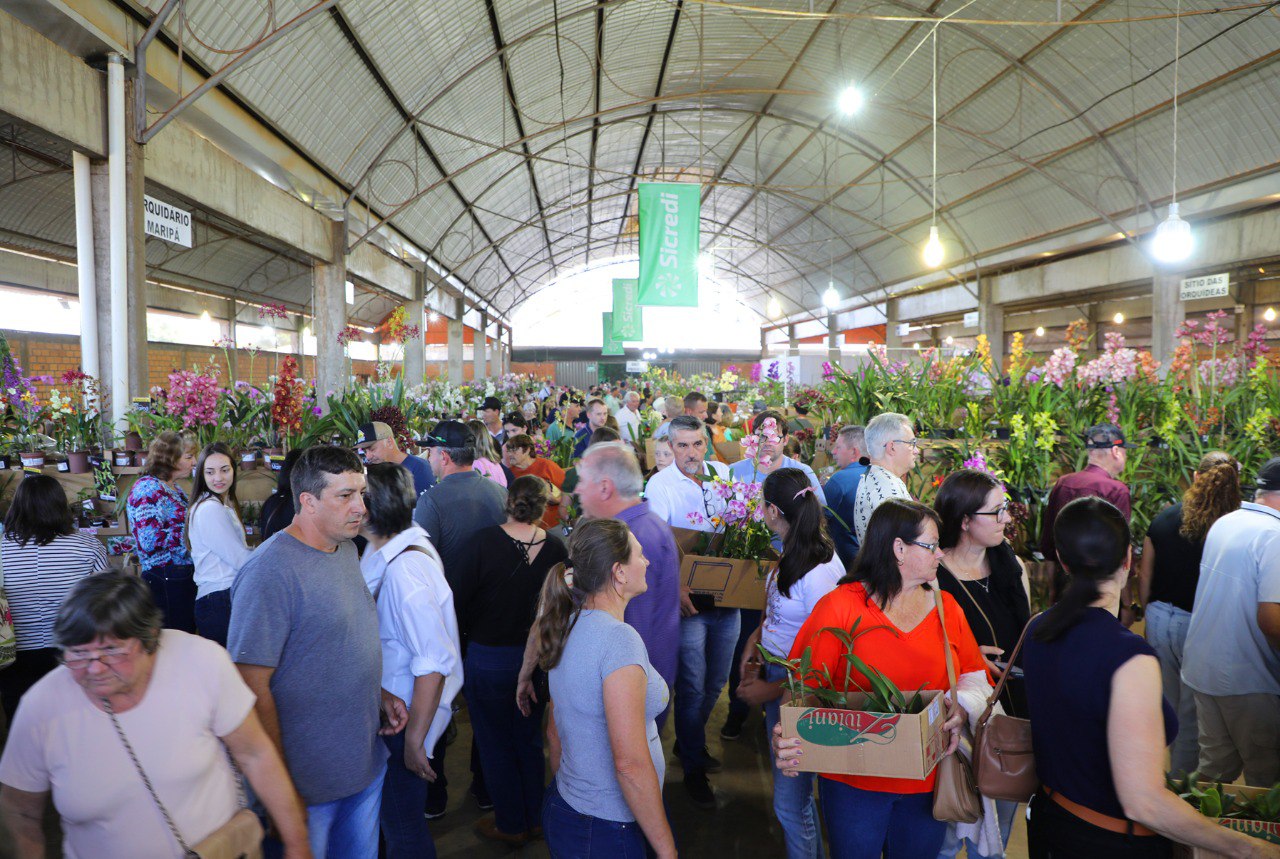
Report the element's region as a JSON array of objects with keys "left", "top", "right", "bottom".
[
  {"left": 108, "top": 53, "right": 129, "bottom": 428},
  {"left": 73, "top": 151, "right": 99, "bottom": 383}
]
